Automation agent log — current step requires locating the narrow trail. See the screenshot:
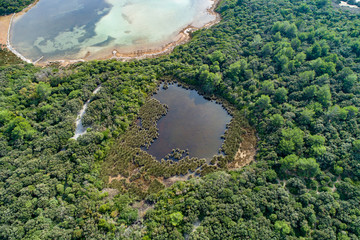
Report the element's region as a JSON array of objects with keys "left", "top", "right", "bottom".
[{"left": 71, "top": 85, "right": 102, "bottom": 140}]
